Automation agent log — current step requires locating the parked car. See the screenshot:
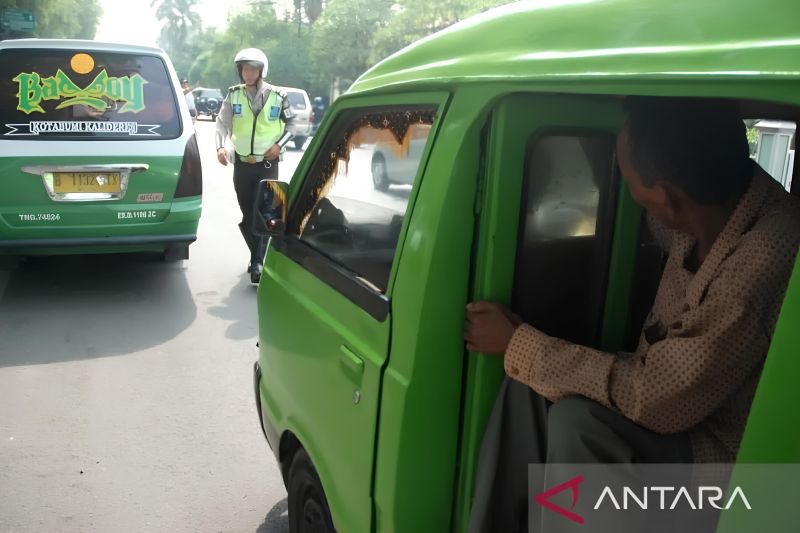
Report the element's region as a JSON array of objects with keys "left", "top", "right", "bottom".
[
  {"left": 0, "top": 39, "right": 202, "bottom": 260},
  {"left": 252, "top": 1, "right": 800, "bottom": 532},
  {"left": 192, "top": 87, "right": 223, "bottom": 121},
  {"left": 278, "top": 86, "right": 313, "bottom": 150},
  {"left": 370, "top": 123, "right": 430, "bottom": 190}
]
